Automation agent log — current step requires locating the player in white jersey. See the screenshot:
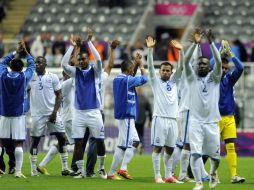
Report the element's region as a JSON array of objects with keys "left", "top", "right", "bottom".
[
  {"left": 184, "top": 28, "right": 222, "bottom": 190},
  {"left": 29, "top": 56, "right": 70, "bottom": 177},
  {"left": 145, "top": 36, "right": 184, "bottom": 184}
]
